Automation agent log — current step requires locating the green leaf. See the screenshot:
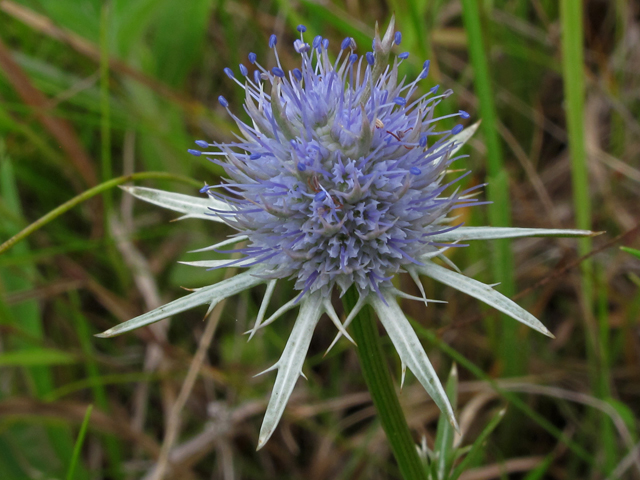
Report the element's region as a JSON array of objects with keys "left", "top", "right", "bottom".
[
  {"left": 434, "top": 364, "right": 458, "bottom": 480},
  {"left": 604, "top": 397, "right": 638, "bottom": 441},
  {"left": 0, "top": 348, "right": 78, "bottom": 367},
  {"left": 621, "top": 246, "right": 640, "bottom": 260},
  {"left": 151, "top": 0, "right": 215, "bottom": 87},
  {"left": 66, "top": 405, "right": 93, "bottom": 480},
  {"left": 449, "top": 408, "right": 505, "bottom": 480},
  {"left": 522, "top": 453, "right": 554, "bottom": 480}
]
